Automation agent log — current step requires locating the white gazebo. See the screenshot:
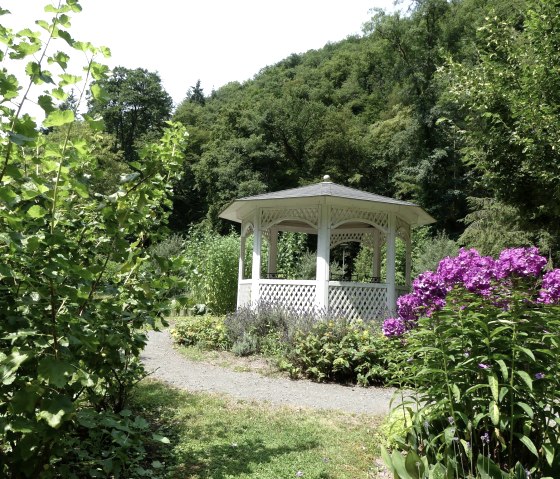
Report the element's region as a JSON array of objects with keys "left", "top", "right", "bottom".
[{"left": 219, "top": 176, "right": 435, "bottom": 320}]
